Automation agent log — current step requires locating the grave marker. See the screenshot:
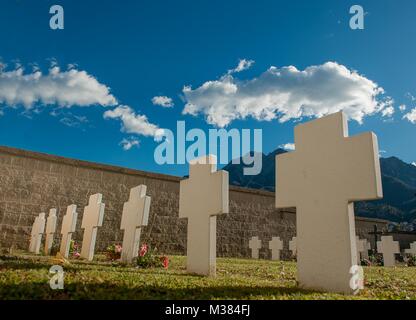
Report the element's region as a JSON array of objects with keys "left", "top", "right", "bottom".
[
  {"left": 80, "top": 194, "right": 105, "bottom": 261},
  {"left": 356, "top": 237, "right": 369, "bottom": 261},
  {"left": 366, "top": 239, "right": 372, "bottom": 252},
  {"left": 276, "top": 112, "right": 383, "bottom": 294},
  {"left": 29, "top": 212, "right": 46, "bottom": 254},
  {"left": 377, "top": 236, "right": 399, "bottom": 267},
  {"left": 363, "top": 239, "right": 370, "bottom": 260},
  {"left": 179, "top": 155, "right": 229, "bottom": 276},
  {"left": 249, "top": 236, "right": 262, "bottom": 259},
  {"left": 269, "top": 237, "right": 283, "bottom": 261},
  {"left": 405, "top": 241, "right": 416, "bottom": 257},
  {"left": 120, "top": 185, "right": 151, "bottom": 263},
  {"left": 44, "top": 208, "right": 57, "bottom": 255},
  {"left": 59, "top": 204, "right": 78, "bottom": 258},
  {"left": 368, "top": 224, "right": 383, "bottom": 253},
  {"left": 289, "top": 237, "right": 297, "bottom": 257}
]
